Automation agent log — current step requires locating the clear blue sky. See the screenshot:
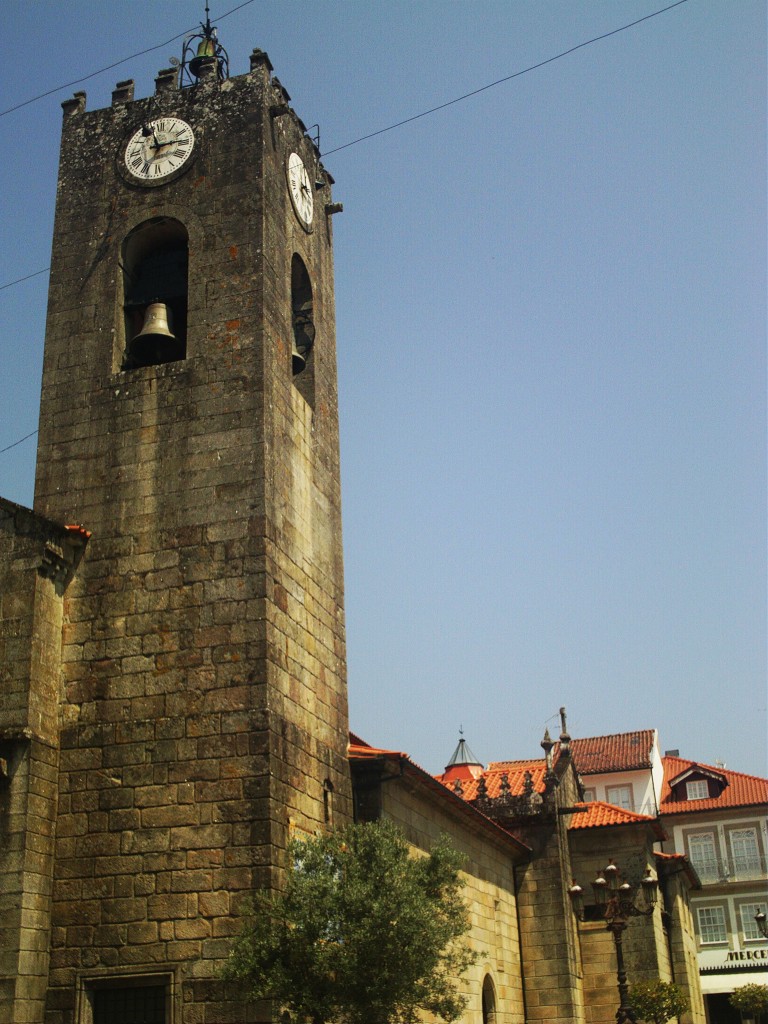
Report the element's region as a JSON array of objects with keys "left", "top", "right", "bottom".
[{"left": 1, "top": 1, "right": 765, "bottom": 776}]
